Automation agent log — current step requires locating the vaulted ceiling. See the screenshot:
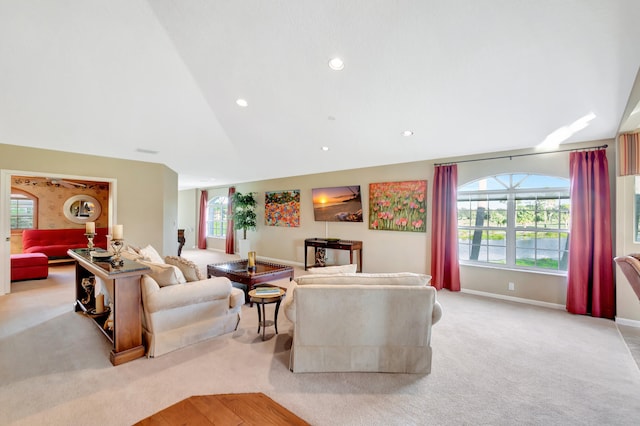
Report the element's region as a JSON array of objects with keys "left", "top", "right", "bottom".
[{"left": 1, "top": 1, "right": 639, "bottom": 190}]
